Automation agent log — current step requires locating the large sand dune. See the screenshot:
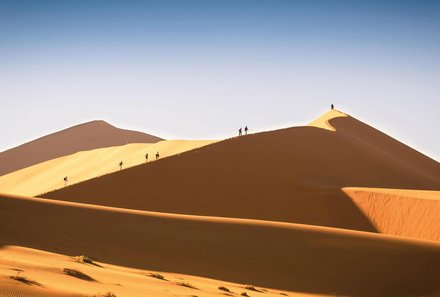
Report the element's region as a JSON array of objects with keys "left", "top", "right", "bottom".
[
  {"left": 344, "top": 187, "right": 440, "bottom": 241},
  {"left": 42, "top": 110, "right": 440, "bottom": 232},
  {"left": 0, "top": 120, "right": 162, "bottom": 176},
  {"left": 1, "top": 193, "right": 440, "bottom": 297},
  {"left": 0, "top": 140, "right": 216, "bottom": 196}
]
